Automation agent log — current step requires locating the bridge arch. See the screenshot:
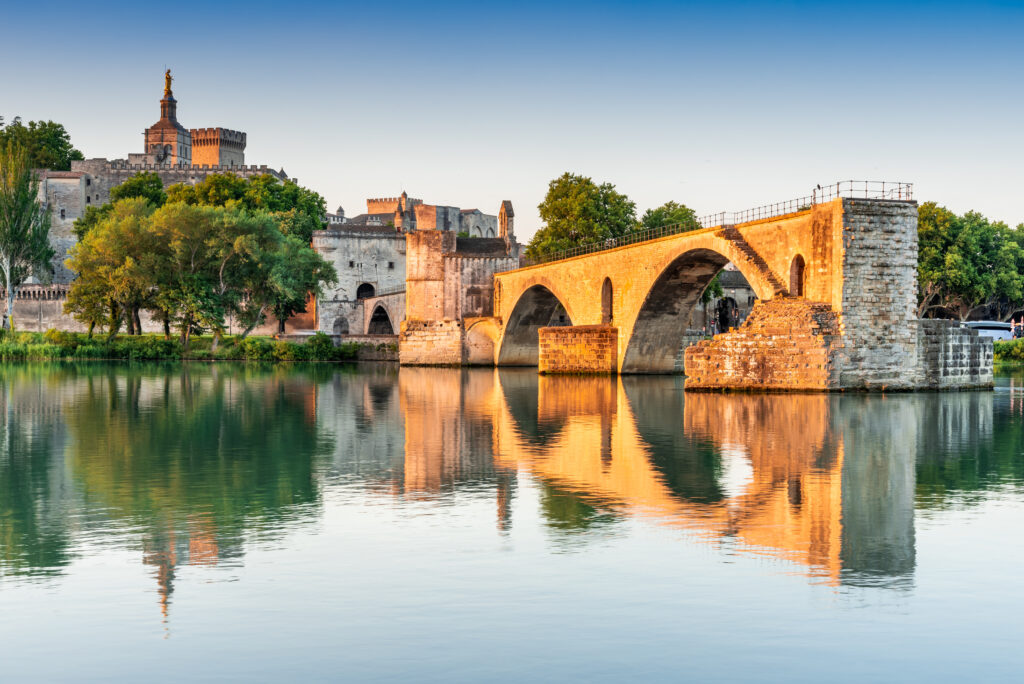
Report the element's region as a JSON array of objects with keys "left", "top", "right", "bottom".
[
  {"left": 621, "top": 247, "right": 762, "bottom": 373},
  {"left": 497, "top": 283, "right": 575, "bottom": 366},
  {"left": 367, "top": 305, "right": 395, "bottom": 335}
]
